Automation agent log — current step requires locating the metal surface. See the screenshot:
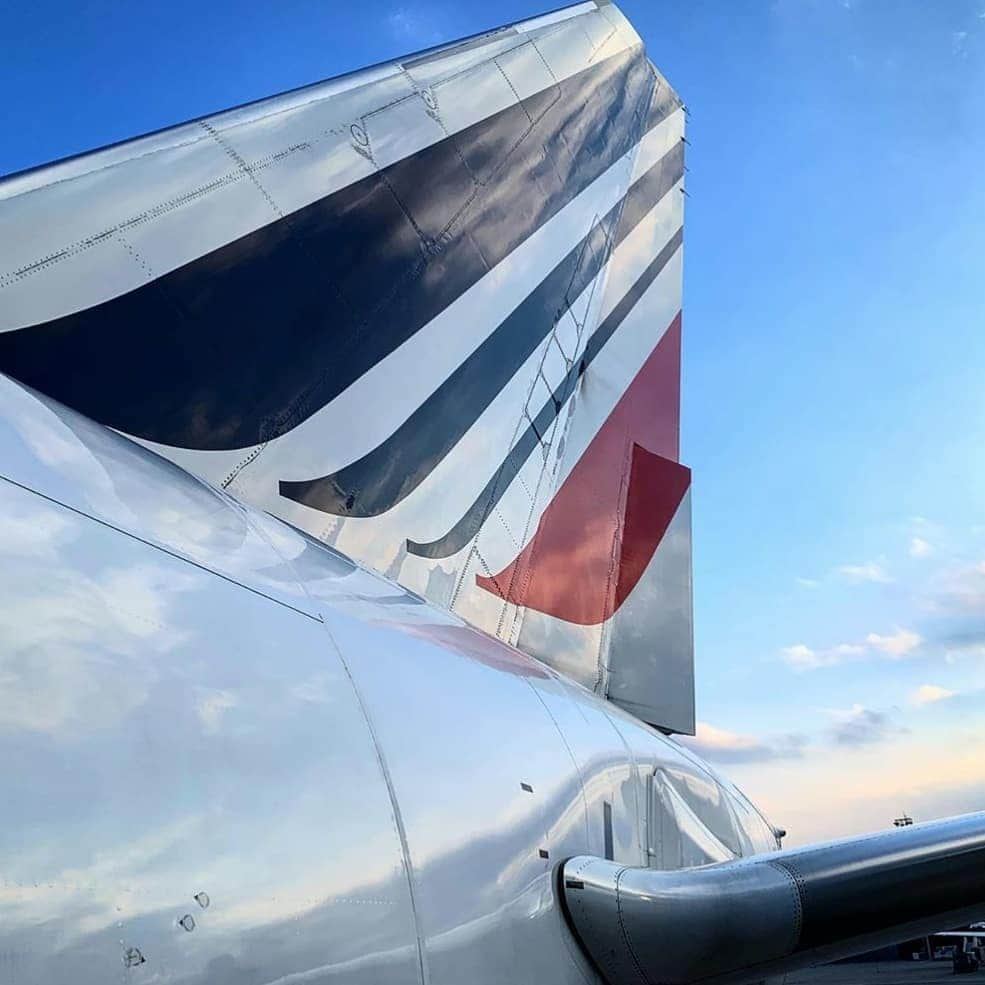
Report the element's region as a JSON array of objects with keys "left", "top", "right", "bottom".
[
  {"left": 0, "top": 371, "right": 751, "bottom": 983},
  {"left": 0, "top": 0, "right": 694, "bottom": 734},
  {"left": 561, "top": 812, "right": 985, "bottom": 985}
]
